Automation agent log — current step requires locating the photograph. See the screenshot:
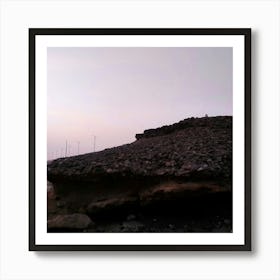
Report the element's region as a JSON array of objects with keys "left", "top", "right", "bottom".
[
  {"left": 29, "top": 28, "right": 251, "bottom": 250},
  {"left": 47, "top": 47, "right": 233, "bottom": 233}
]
